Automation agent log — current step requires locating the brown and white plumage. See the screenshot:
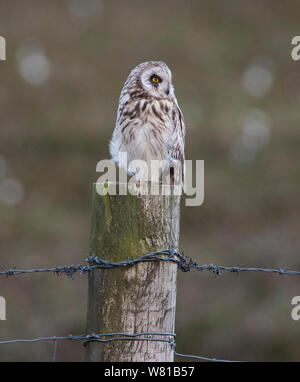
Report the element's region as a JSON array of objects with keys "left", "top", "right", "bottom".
[{"left": 109, "top": 61, "right": 185, "bottom": 182}]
